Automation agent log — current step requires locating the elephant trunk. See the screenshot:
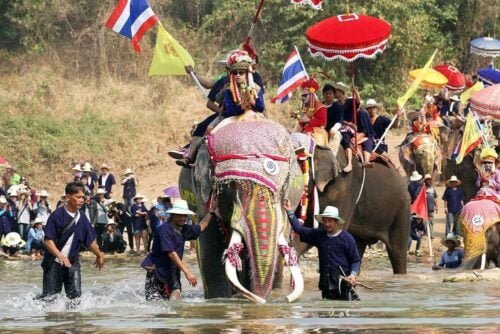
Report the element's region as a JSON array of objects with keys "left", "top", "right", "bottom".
[
  {"left": 415, "top": 144, "right": 435, "bottom": 176},
  {"left": 223, "top": 183, "right": 281, "bottom": 303}
]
